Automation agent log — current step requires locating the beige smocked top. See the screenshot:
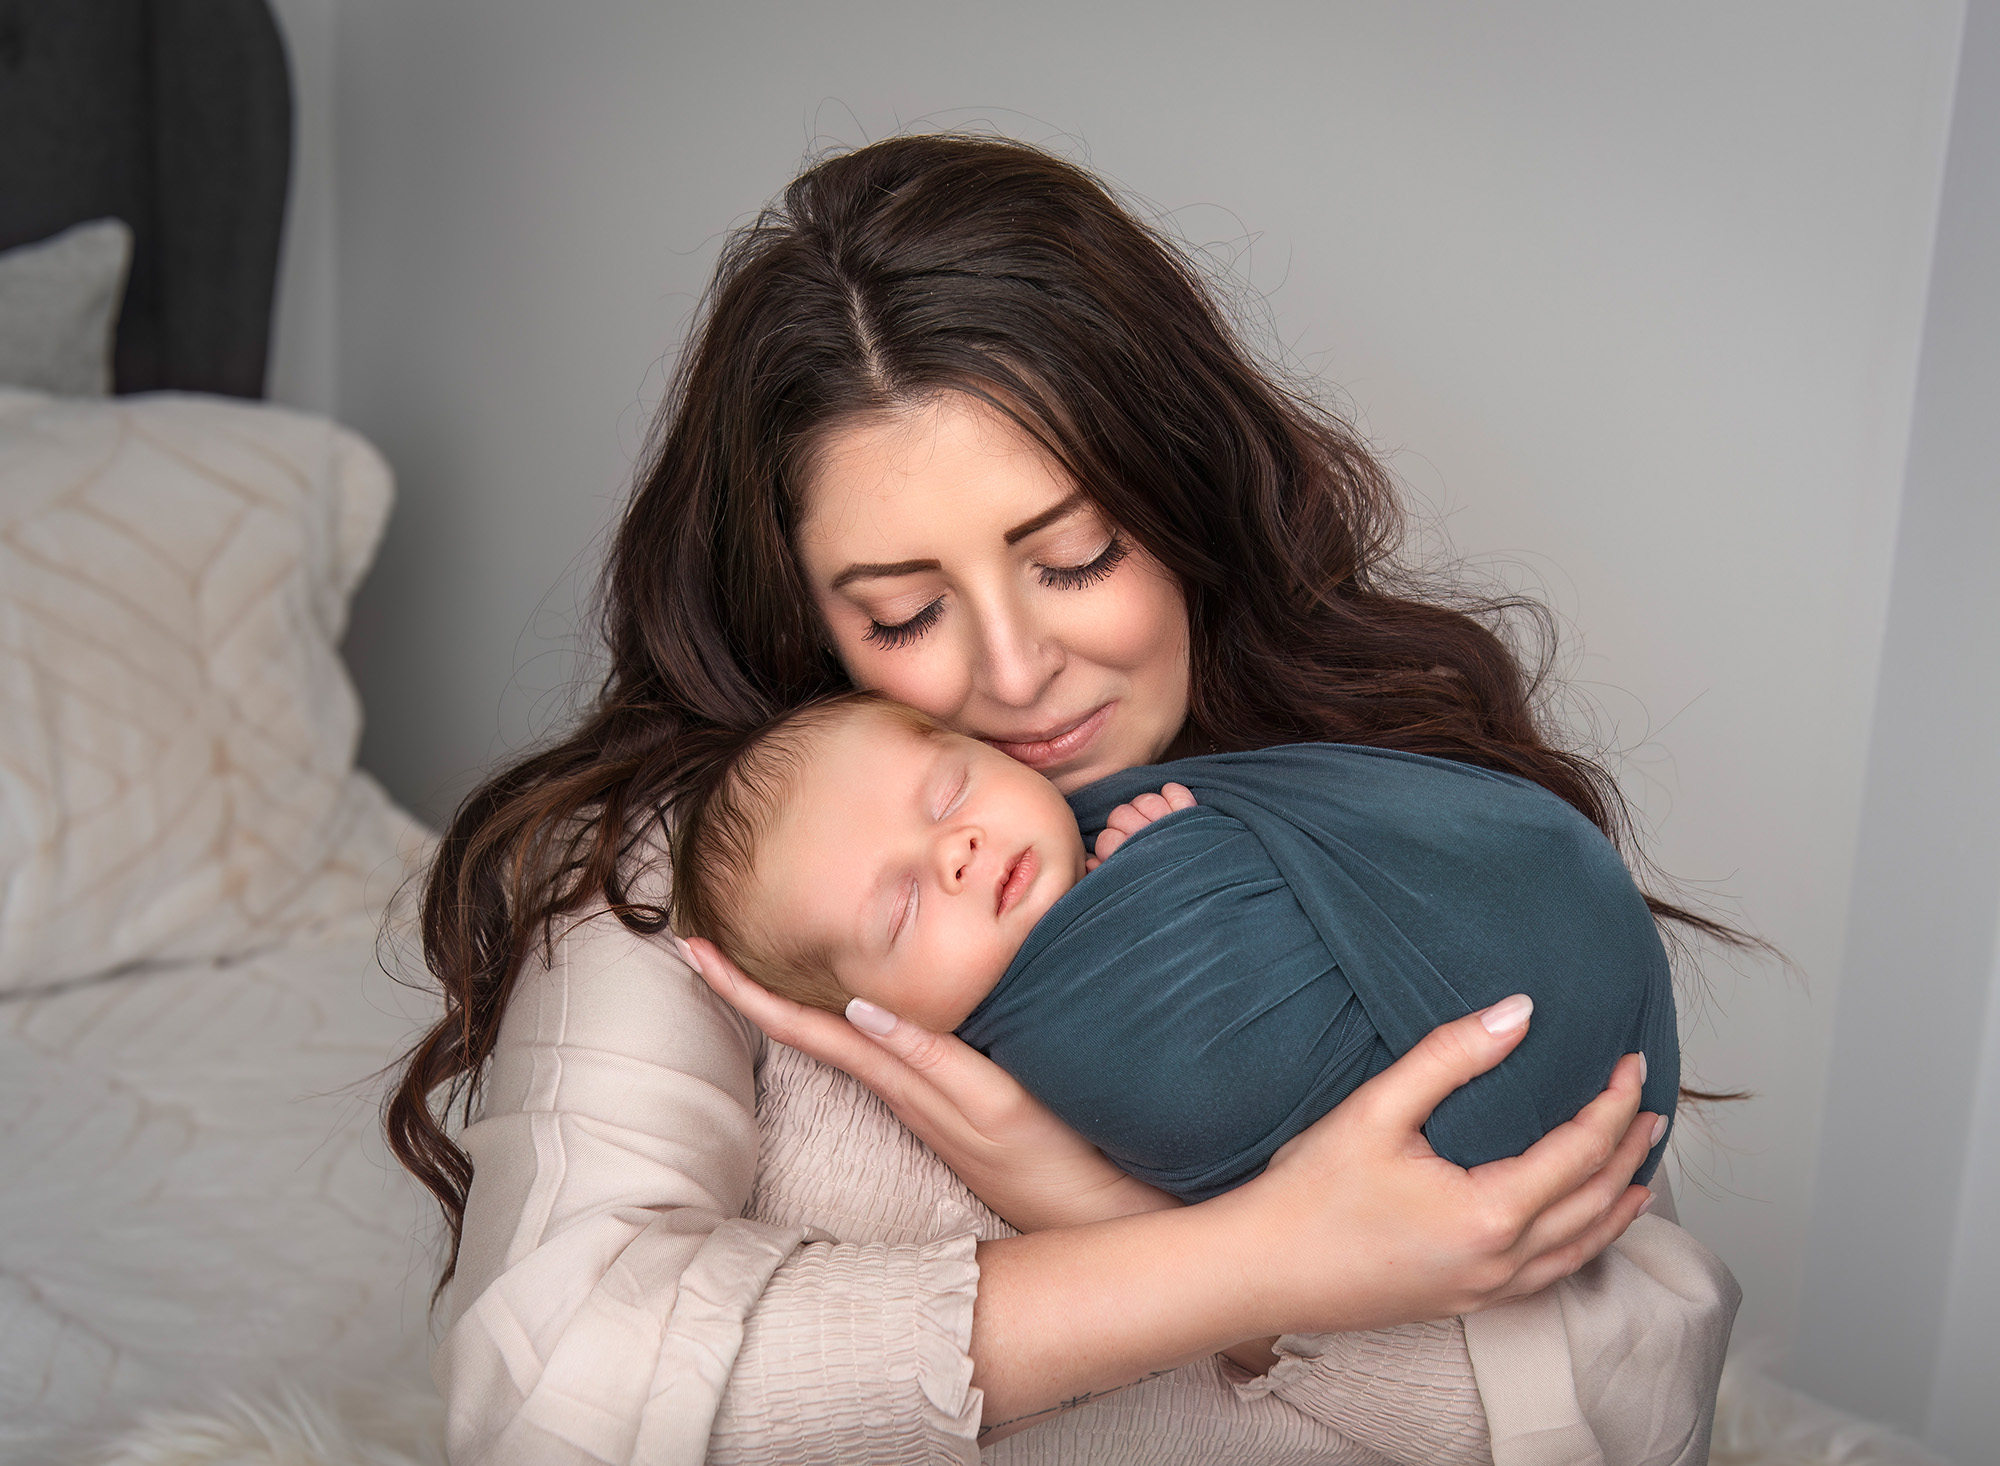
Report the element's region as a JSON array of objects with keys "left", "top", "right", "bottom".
[{"left": 432, "top": 900, "right": 1739, "bottom": 1465}]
